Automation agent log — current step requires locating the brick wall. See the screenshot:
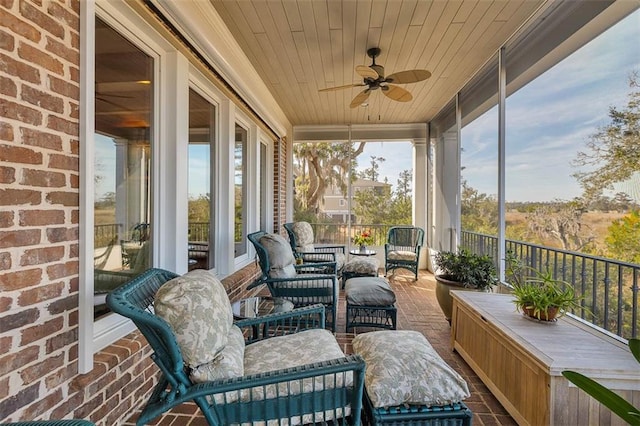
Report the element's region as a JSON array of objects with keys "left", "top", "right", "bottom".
[{"left": 0, "top": 1, "right": 274, "bottom": 423}]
